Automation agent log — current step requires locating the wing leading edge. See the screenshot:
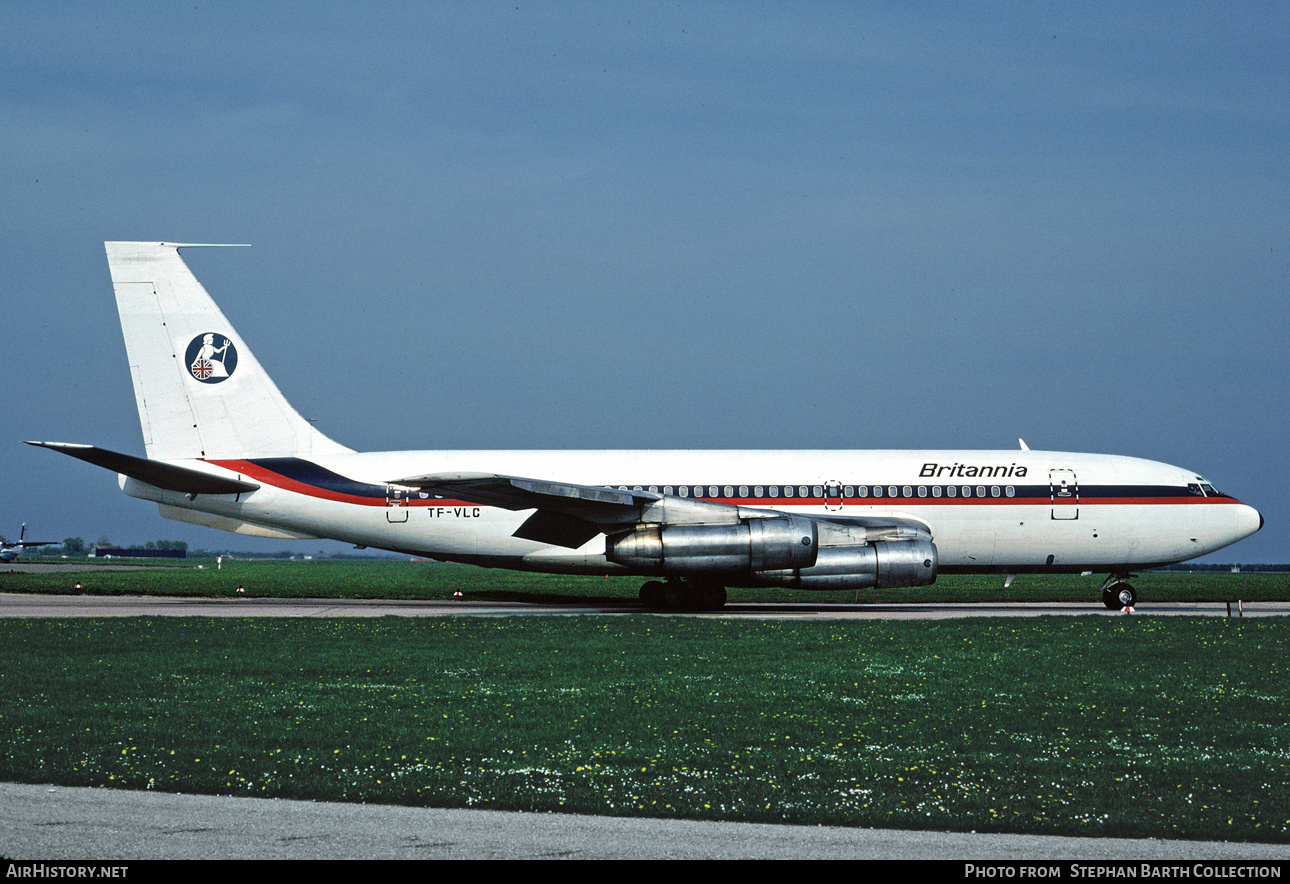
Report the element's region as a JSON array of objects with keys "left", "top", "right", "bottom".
[
  {"left": 391, "top": 471, "right": 667, "bottom": 548},
  {"left": 390, "top": 470, "right": 933, "bottom": 550}
]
